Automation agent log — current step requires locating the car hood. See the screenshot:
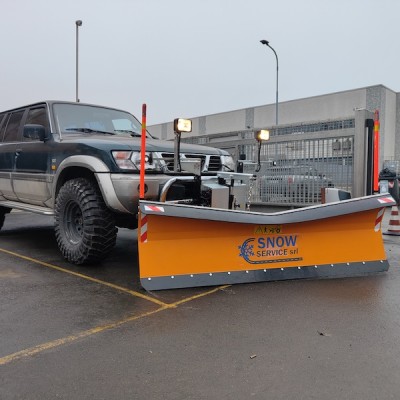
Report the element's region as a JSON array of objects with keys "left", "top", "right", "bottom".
[{"left": 60, "top": 134, "right": 228, "bottom": 155}]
